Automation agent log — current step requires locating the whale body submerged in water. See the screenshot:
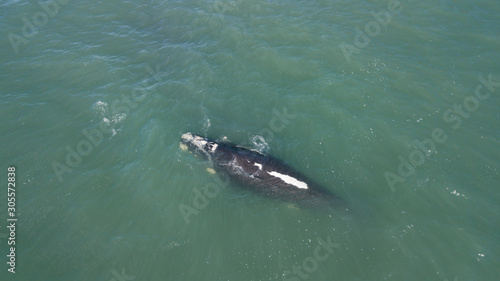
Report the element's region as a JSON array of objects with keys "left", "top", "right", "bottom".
[{"left": 180, "top": 133, "right": 342, "bottom": 207}]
